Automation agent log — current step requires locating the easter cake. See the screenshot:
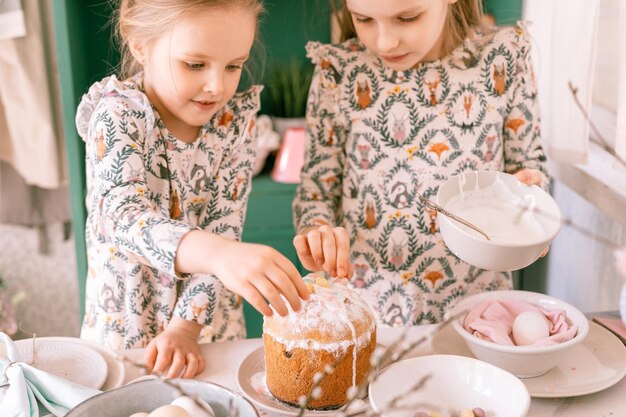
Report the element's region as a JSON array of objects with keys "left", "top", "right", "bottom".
[{"left": 263, "top": 274, "right": 376, "bottom": 410}]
